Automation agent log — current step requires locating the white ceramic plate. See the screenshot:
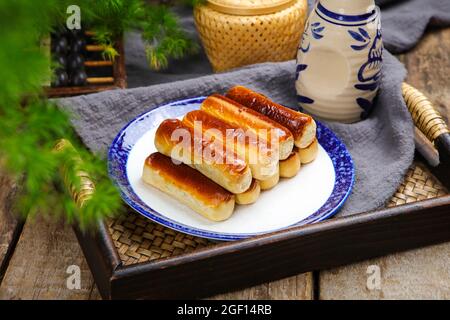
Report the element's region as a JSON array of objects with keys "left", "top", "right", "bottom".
[{"left": 108, "top": 97, "right": 354, "bottom": 241}]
